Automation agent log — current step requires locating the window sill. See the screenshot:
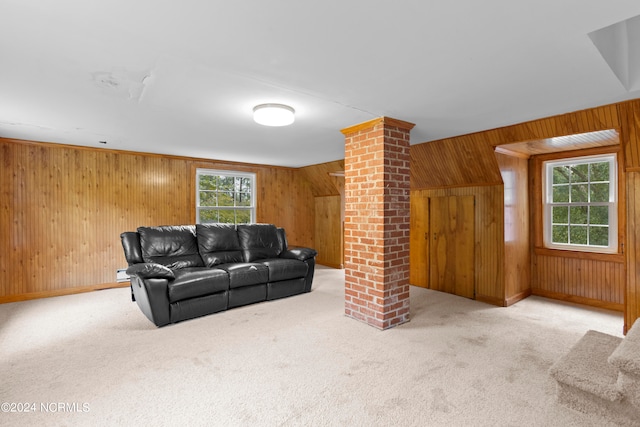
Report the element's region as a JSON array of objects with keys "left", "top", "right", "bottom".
[{"left": 534, "top": 246, "right": 624, "bottom": 263}]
